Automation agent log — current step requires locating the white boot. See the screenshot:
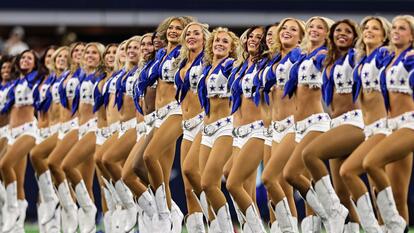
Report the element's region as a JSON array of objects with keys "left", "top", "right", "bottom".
[
  {"left": 38, "top": 171, "right": 59, "bottom": 224},
  {"left": 114, "top": 180, "right": 137, "bottom": 232},
  {"left": 376, "top": 187, "right": 406, "bottom": 233},
  {"left": 186, "top": 212, "right": 205, "bottom": 233},
  {"left": 314, "top": 176, "right": 348, "bottom": 233},
  {"left": 343, "top": 222, "right": 359, "bottom": 233},
  {"left": 137, "top": 189, "right": 157, "bottom": 219},
  {"left": 355, "top": 193, "right": 383, "bottom": 233},
  {"left": 231, "top": 195, "right": 246, "bottom": 230},
  {"left": 102, "top": 179, "right": 124, "bottom": 233},
  {"left": 244, "top": 204, "right": 266, "bottom": 233},
  {"left": 103, "top": 211, "right": 112, "bottom": 233},
  {"left": 0, "top": 181, "right": 6, "bottom": 231},
  {"left": 269, "top": 221, "right": 282, "bottom": 233},
  {"left": 305, "top": 187, "right": 330, "bottom": 232},
  {"left": 45, "top": 205, "right": 61, "bottom": 233},
  {"left": 153, "top": 184, "right": 172, "bottom": 232},
  {"left": 301, "top": 215, "right": 321, "bottom": 233},
  {"left": 274, "top": 198, "right": 298, "bottom": 233},
  {"left": 2, "top": 182, "right": 19, "bottom": 233},
  {"left": 38, "top": 202, "right": 47, "bottom": 233},
  {"left": 58, "top": 180, "right": 78, "bottom": 233},
  {"left": 216, "top": 204, "right": 234, "bottom": 233},
  {"left": 208, "top": 219, "right": 221, "bottom": 233},
  {"left": 171, "top": 200, "right": 184, "bottom": 233},
  {"left": 75, "top": 180, "right": 97, "bottom": 233},
  {"left": 13, "top": 200, "right": 28, "bottom": 233}
]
